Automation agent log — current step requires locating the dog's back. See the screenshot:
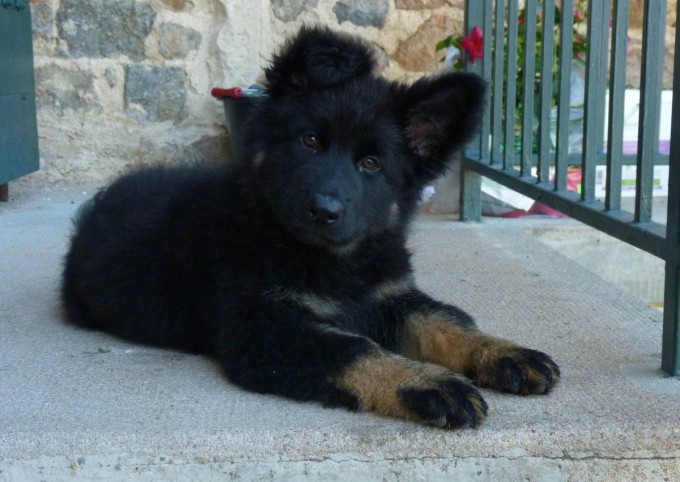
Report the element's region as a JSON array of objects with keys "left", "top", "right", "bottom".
[{"left": 62, "top": 165, "right": 249, "bottom": 353}]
